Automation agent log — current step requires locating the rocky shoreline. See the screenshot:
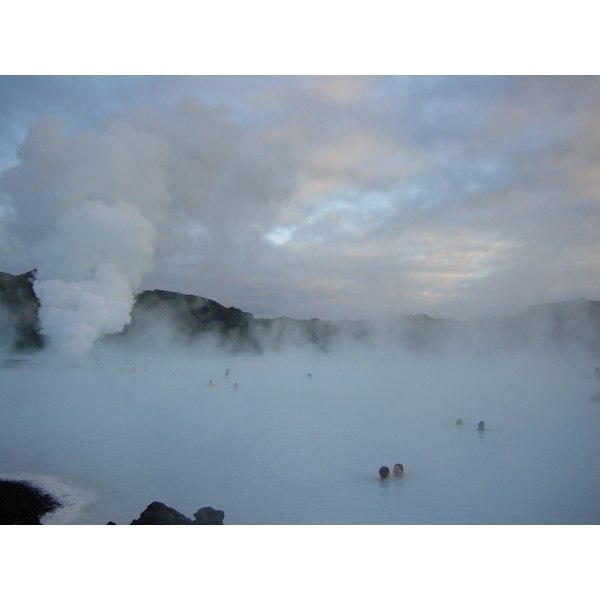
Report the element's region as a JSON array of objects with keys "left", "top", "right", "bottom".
[
  {"left": 0, "top": 479, "right": 62, "bottom": 525},
  {"left": 0, "top": 479, "right": 224, "bottom": 525}
]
